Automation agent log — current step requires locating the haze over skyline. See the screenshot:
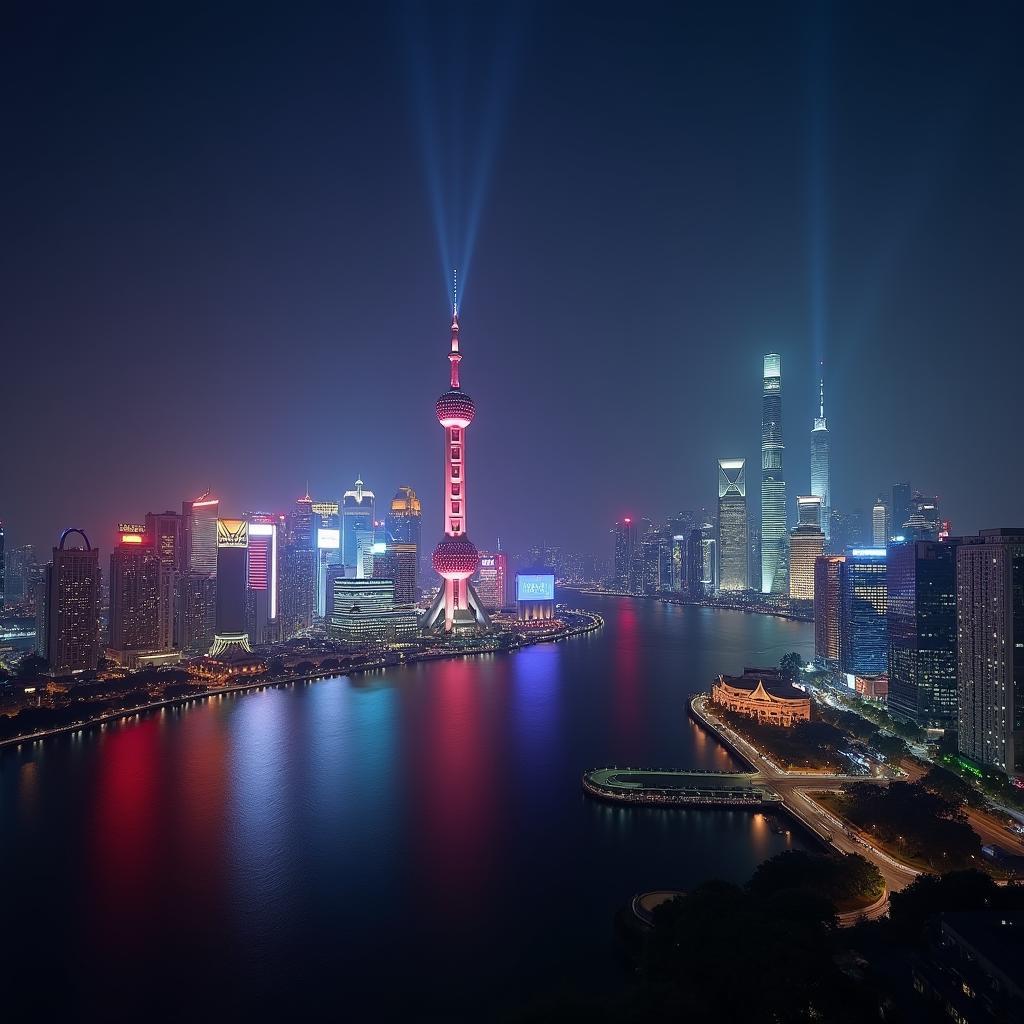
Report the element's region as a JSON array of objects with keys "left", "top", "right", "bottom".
[{"left": 4, "top": 2, "right": 1023, "bottom": 556}]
